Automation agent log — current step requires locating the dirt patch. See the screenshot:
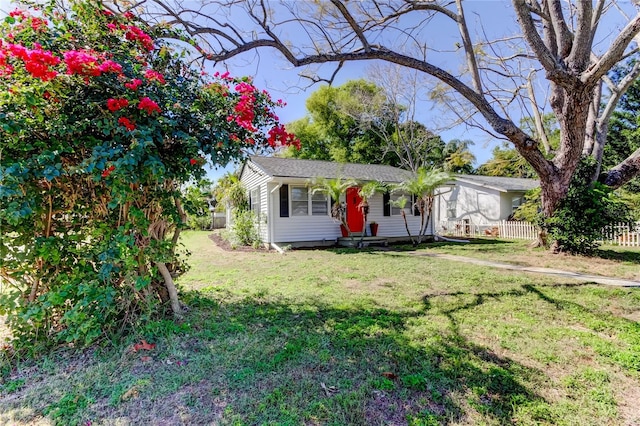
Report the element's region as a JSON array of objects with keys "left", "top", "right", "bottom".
[{"left": 208, "top": 232, "right": 269, "bottom": 253}]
